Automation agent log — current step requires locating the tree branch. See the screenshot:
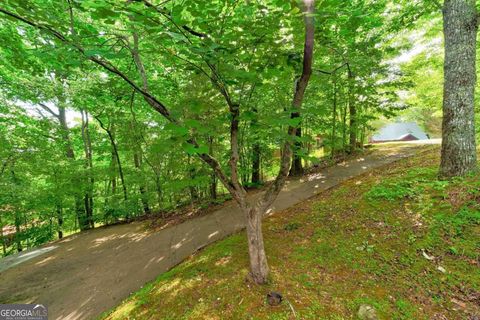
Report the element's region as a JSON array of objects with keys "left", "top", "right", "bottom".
[
  {"left": 38, "top": 103, "right": 60, "bottom": 118},
  {"left": 314, "top": 62, "right": 348, "bottom": 76}
]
